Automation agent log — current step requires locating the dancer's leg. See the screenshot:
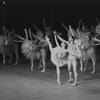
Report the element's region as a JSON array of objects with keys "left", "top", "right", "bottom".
[
  {"left": 67, "top": 60, "right": 73, "bottom": 83},
  {"left": 72, "top": 59, "right": 78, "bottom": 86},
  {"left": 56, "top": 65, "right": 60, "bottom": 85}
]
